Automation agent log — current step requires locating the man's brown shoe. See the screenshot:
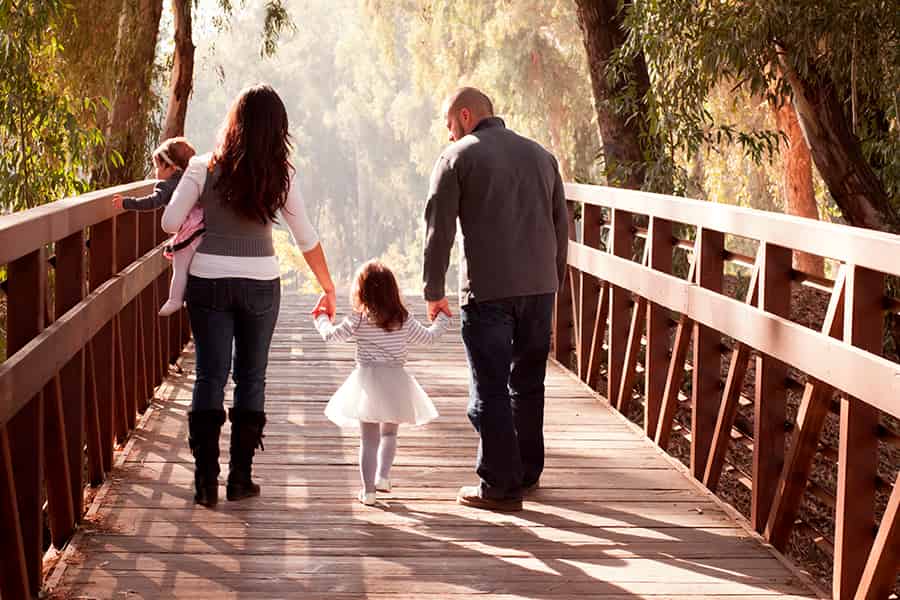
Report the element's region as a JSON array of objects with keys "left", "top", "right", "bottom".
[{"left": 456, "top": 485, "right": 523, "bottom": 512}]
